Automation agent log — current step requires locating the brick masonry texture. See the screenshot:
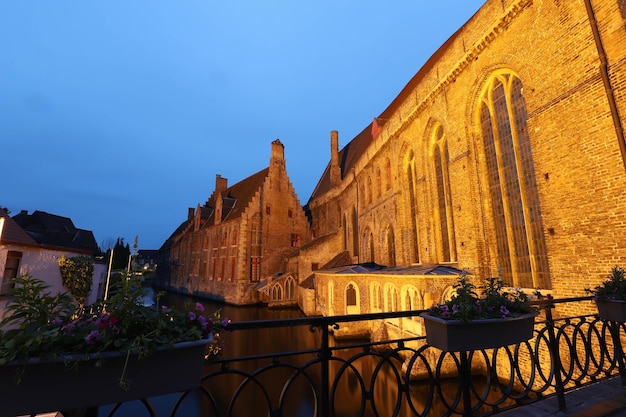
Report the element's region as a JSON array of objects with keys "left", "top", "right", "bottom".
[{"left": 167, "top": 0, "right": 626, "bottom": 316}]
